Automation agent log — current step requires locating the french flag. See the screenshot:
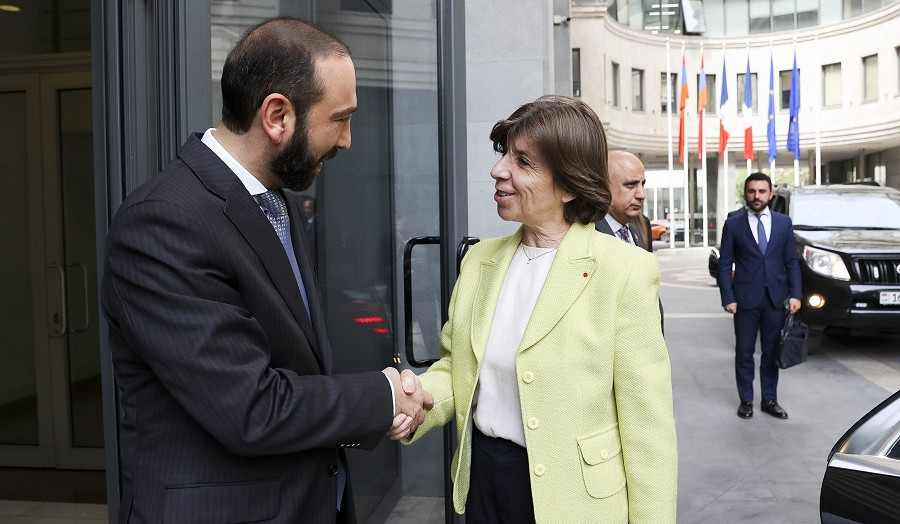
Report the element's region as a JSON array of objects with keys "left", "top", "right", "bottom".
[
  {"left": 743, "top": 59, "right": 754, "bottom": 161},
  {"left": 718, "top": 57, "right": 735, "bottom": 157}
]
